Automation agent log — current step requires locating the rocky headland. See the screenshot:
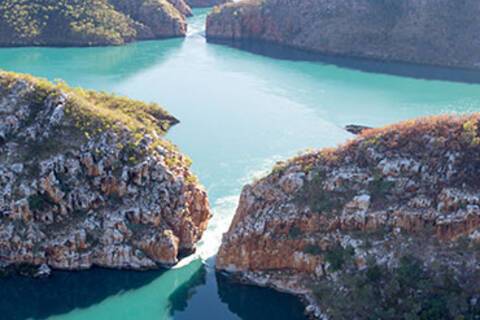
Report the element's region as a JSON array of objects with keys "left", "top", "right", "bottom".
[
  {"left": 206, "top": 0, "right": 480, "bottom": 70},
  {"left": 217, "top": 115, "right": 480, "bottom": 318},
  {"left": 0, "top": 0, "right": 230, "bottom": 46},
  {"left": 0, "top": 71, "right": 211, "bottom": 276}
]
